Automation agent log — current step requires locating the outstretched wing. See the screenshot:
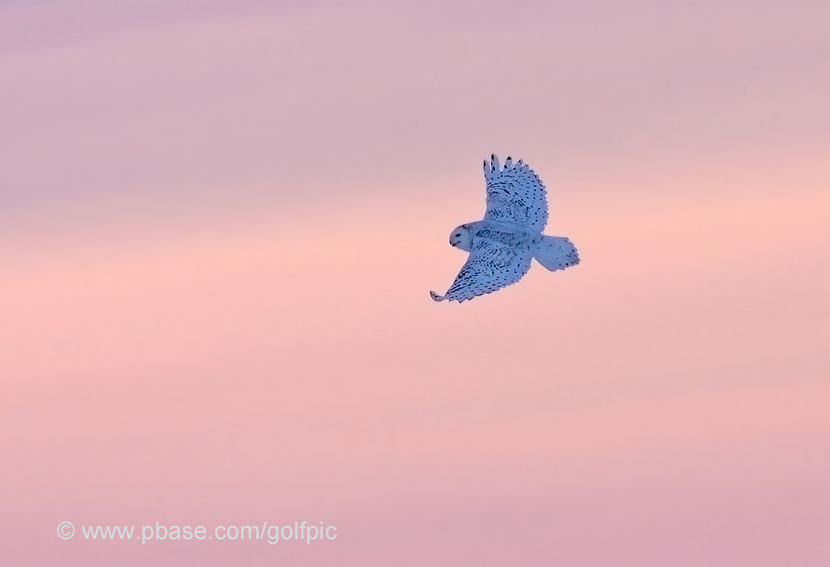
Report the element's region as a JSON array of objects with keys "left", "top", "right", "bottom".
[
  {"left": 482, "top": 154, "right": 548, "bottom": 232},
  {"left": 430, "top": 234, "right": 533, "bottom": 303}
]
